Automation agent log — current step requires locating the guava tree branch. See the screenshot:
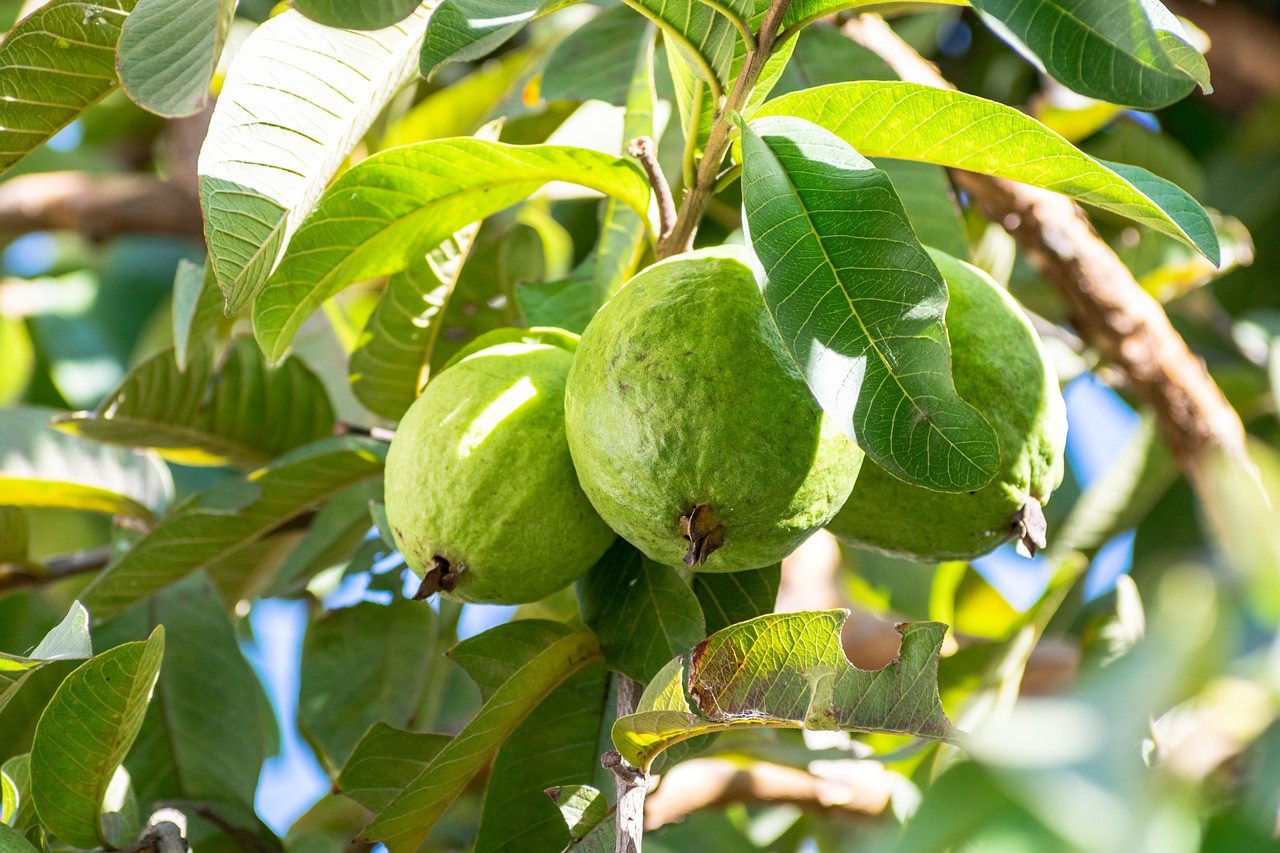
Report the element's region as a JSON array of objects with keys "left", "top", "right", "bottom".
[
  {"left": 841, "top": 14, "right": 1248, "bottom": 481},
  {"left": 0, "top": 546, "right": 112, "bottom": 594},
  {"left": 0, "top": 171, "right": 203, "bottom": 241},
  {"left": 604, "top": 674, "right": 647, "bottom": 853},
  {"left": 628, "top": 137, "right": 677, "bottom": 243},
  {"left": 657, "top": 0, "right": 793, "bottom": 258}
]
